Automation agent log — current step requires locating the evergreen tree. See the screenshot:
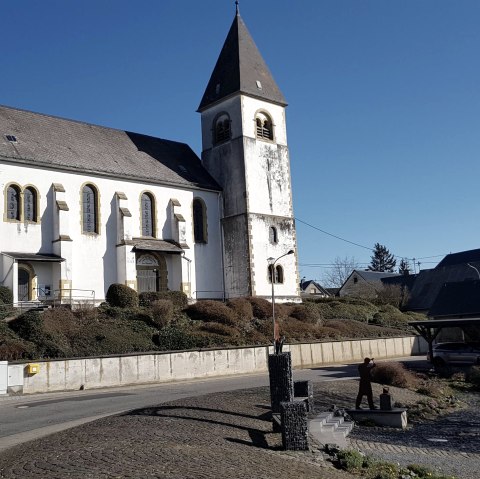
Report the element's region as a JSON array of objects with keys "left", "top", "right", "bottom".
[
  {"left": 368, "top": 243, "right": 396, "bottom": 272},
  {"left": 398, "top": 258, "right": 411, "bottom": 276}
]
